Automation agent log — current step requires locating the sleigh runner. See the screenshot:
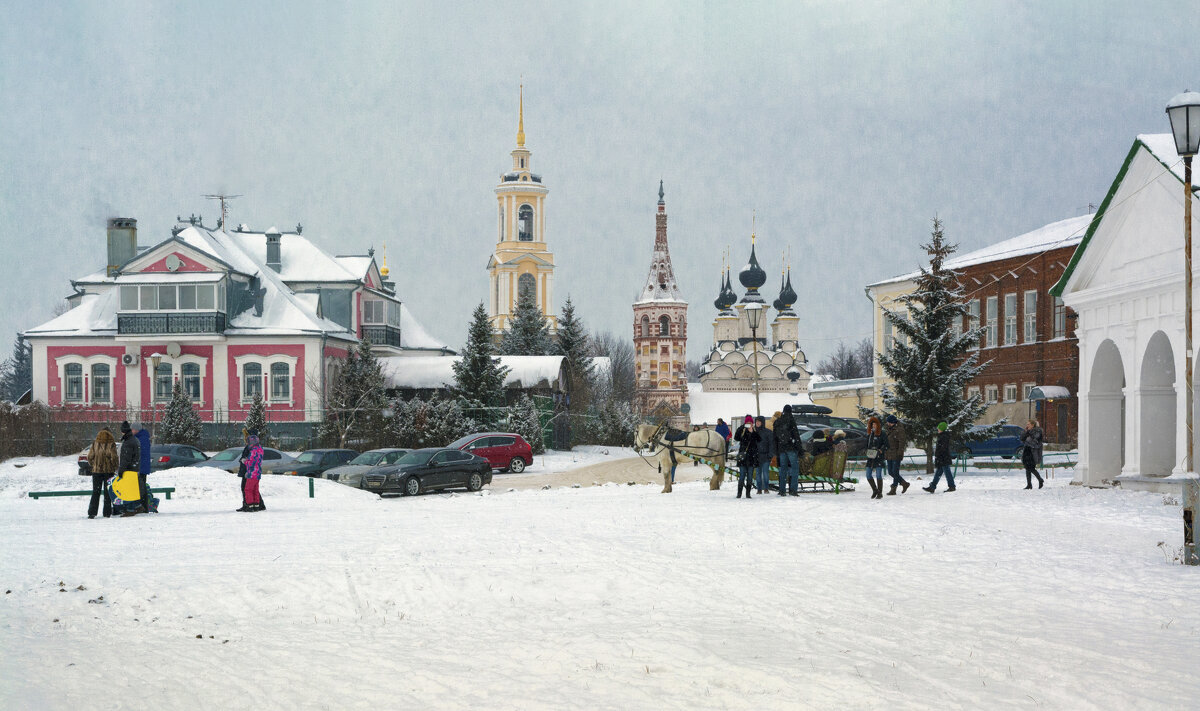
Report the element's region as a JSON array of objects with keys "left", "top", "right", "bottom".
[{"left": 672, "top": 448, "right": 857, "bottom": 494}]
